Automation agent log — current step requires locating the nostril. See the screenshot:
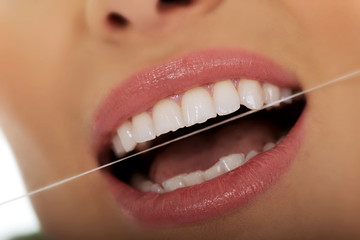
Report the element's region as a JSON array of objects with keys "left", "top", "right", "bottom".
[
  {"left": 158, "top": 0, "right": 194, "bottom": 11},
  {"left": 107, "top": 12, "right": 129, "bottom": 28}
]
